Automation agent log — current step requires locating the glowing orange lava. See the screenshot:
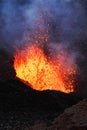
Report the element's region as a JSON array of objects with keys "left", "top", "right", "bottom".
[{"left": 14, "top": 45, "right": 77, "bottom": 93}]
